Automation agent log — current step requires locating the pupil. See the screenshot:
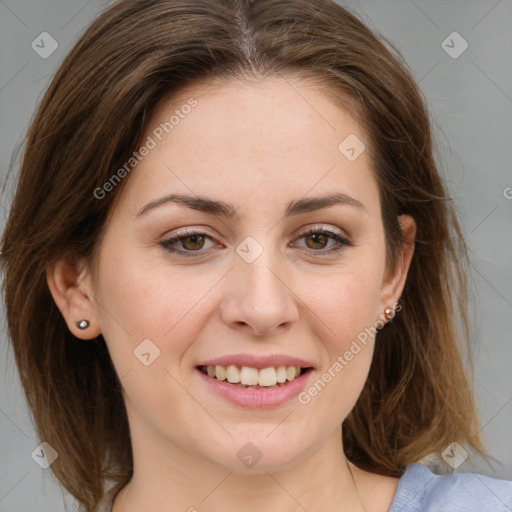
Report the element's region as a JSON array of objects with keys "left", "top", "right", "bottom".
[
  {"left": 307, "top": 233, "right": 327, "bottom": 249},
  {"left": 184, "top": 235, "right": 204, "bottom": 250}
]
